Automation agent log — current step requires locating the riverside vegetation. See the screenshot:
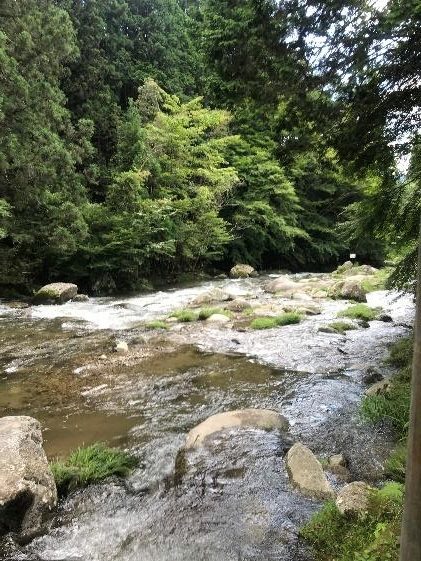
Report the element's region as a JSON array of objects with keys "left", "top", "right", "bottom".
[{"left": 302, "top": 336, "right": 413, "bottom": 561}]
